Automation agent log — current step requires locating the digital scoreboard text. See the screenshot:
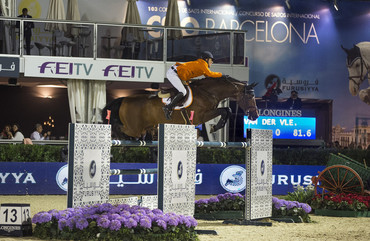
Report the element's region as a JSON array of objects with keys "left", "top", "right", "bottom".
[{"left": 243, "top": 116, "right": 316, "bottom": 139}]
